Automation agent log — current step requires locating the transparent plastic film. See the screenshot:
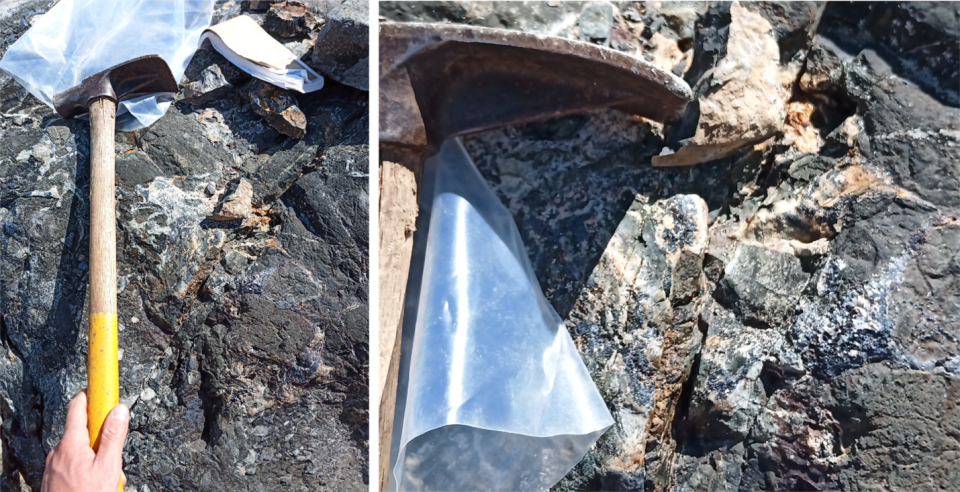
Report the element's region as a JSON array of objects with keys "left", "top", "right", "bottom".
[
  {"left": 391, "top": 139, "right": 613, "bottom": 491},
  {"left": 0, "top": 0, "right": 214, "bottom": 131}
]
